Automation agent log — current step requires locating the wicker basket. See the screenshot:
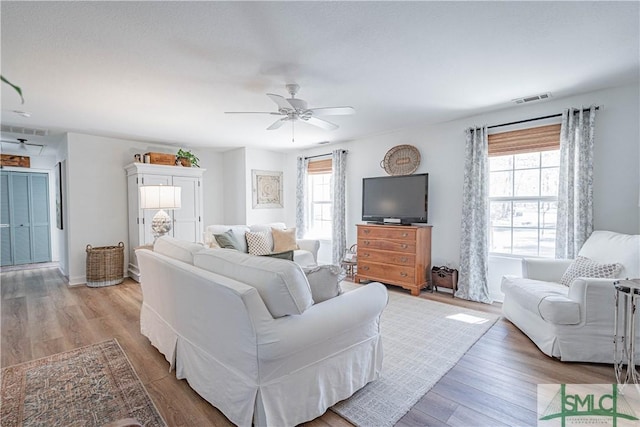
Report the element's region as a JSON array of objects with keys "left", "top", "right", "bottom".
[{"left": 86, "top": 242, "right": 125, "bottom": 287}]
